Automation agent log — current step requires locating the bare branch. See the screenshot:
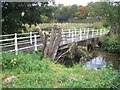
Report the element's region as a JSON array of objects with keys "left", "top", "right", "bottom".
[{"left": 55, "top": 43, "right": 75, "bottom": 63}]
